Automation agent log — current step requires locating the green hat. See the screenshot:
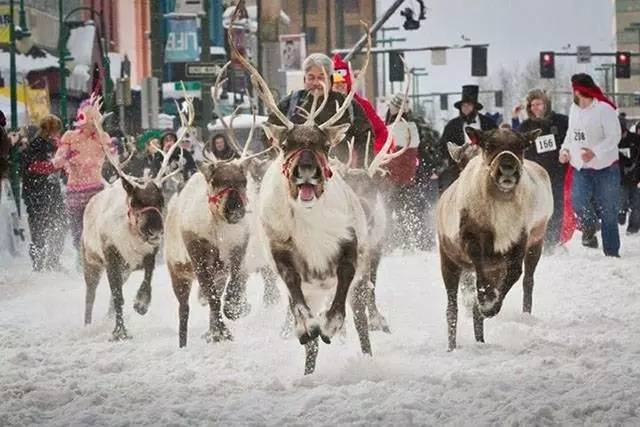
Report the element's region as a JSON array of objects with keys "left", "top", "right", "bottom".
[{"left": 137, "top": 129, "right": 163, "bottom": 151}]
